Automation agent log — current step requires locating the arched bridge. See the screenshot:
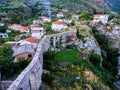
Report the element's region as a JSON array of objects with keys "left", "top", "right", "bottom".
[{"left": 7, "top": 31, "right": 76, "bottom": 90}]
